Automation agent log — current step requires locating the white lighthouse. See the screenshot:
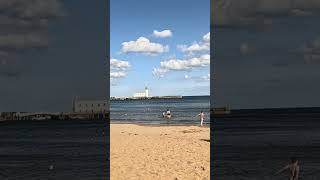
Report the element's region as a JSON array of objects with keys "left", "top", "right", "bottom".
[
  {"left": 145, "top": 86, "right": 149, "bottom": 97},
  {"left": 133, "top": 86, "right": 150, "bottom": 98}
]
